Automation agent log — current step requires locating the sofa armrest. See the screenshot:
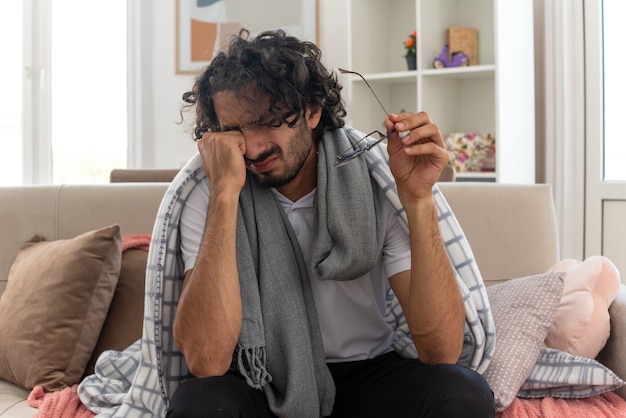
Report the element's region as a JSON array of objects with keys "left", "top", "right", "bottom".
[{"left": 597, "top": 284, "right": 626, "bottom": 399}]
